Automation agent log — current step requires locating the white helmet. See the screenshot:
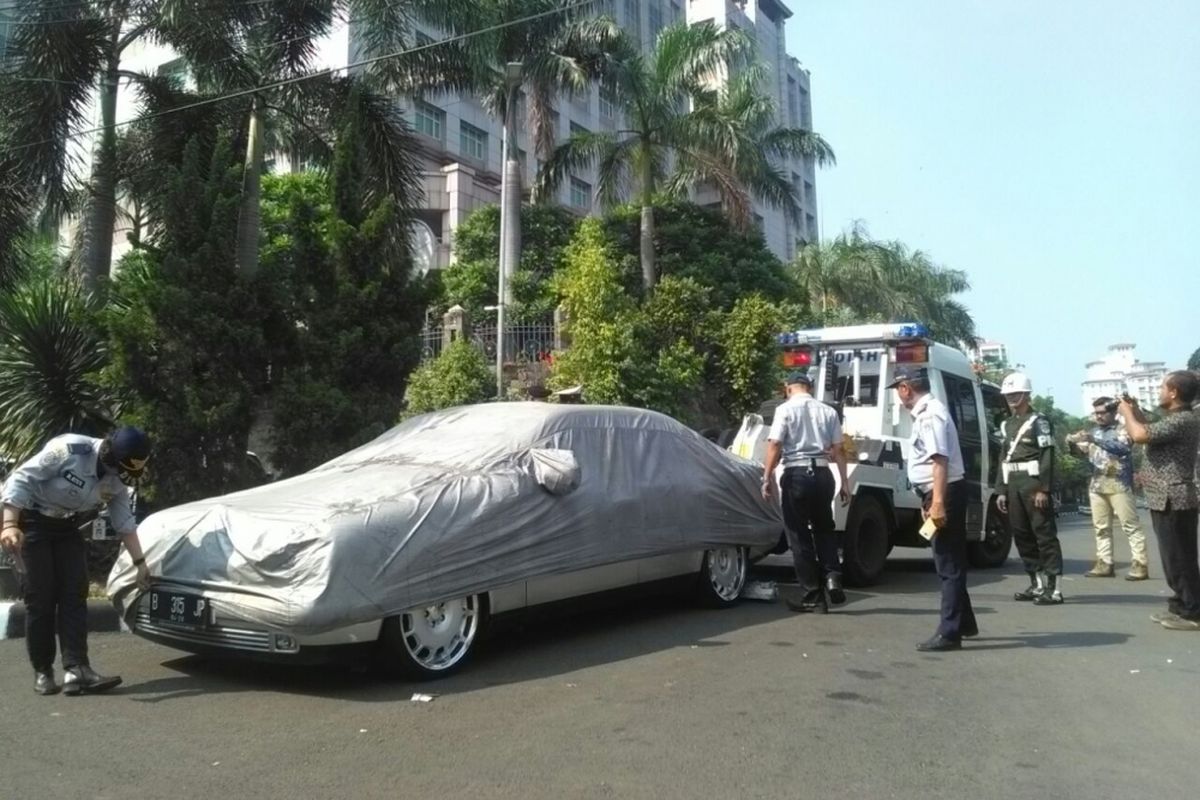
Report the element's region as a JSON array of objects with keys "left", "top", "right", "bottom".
[{"left": 1000, "top": 372, "right": 1033, "bottom": 395}]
